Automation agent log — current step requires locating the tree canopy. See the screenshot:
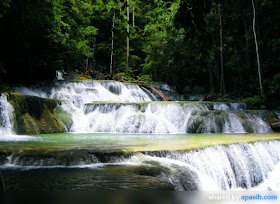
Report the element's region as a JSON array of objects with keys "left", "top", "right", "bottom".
[{"left": 0, "top": 0, "right": 279, "bottom": 103}]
